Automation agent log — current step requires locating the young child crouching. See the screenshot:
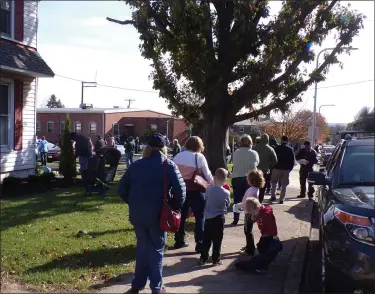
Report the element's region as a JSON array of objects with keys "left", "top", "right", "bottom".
[
  {"left": 239, "top": 170, "right": 265, "bottom": 256},
  {"left": 235, "top": 197, "right": 283, "bottom": 274},
  {"left": 200, "top": 168, "right": 230, "bottom": 266}
]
